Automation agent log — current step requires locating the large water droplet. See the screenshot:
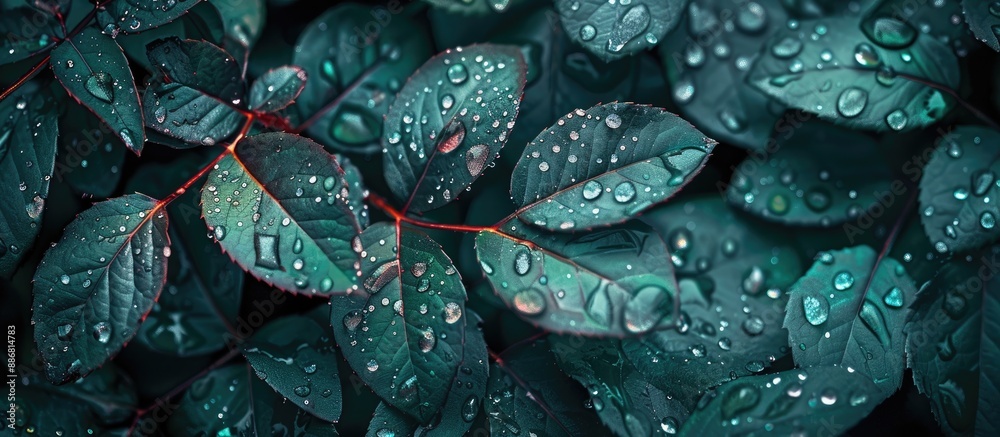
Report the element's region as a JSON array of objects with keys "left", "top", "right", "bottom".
[
  {"left": 513, "top": 249, "right": 531, "bottom": 275},
  {"left": 57, "top": 324, "right": 73, "bottom": 340},
  {"left": 837, "top": 88, "right": 868, "bottom": 118},
  {"left": 331, "top": 107, "right": 381, "bottom": 145},
  {"left": 607, "top": 5, "right": 650, "bottom": 53},
  {"left": 582, "top": 180, "right": 603, "bottom": 200},
  {"left": 623, "top": 286, "right": 669, "bottom": 334},
  {"left": 613, "top": 182, "right": 636, "bottom": 203},
  {"left": 854, "top": 43, "right": 880, "bottom": 67},
  {"left": 461, "top": 395, "right": 479, "bottom": 422},
  {"left": 736, "top": 2, "right": 767, "bottom": 34},
  {"left": 447, "top": 63, "right": 468, "bottom": 85},
  {"left": 465, "top": 144, "right": 489, "bottom": 177},
  {"left": 862, "top": 17, "right": 917, "bottom": 49},
  {"left": 982, "top": 211, "right": 996, "bottom": 229},
  {"left": 803, "top": 295, "right": 830, "bottom": 325},
  {"left": 254, "top": 233, "right": 281, "bottom": 270},
  {"left": 436, "top": 118, "right": 466, "bottom": 154},
  {"left": 443, "top": 302, "right": 462, "bottom": 324},
  {"left": 580, "top": 24, "right": 597, "bottom": 41},
  {"left": 513, "top": 288, "right": 545, "bottom": 315},
  {"left": 84, "top": 72, "right": 114, "bottom": 103},
  {"left": 833, "top": 271, "right": 855, "bottom": 290},
  {"left": 720, "top": 384, "right": 761, "bottom": 420},
  {"left": 92, "top": 322, "right": 111, "bottom": 344},
  {"left": 771, "top": 37, "right": 802, "bottom": 59},
  {"left": 883, "top": 287, "right": 904, "bottom": 308},
  {"left": 418, "top": 327, "right": 436, "bottom": 353},
  {"left": 885, "top": 109, "right": 908, "bottom": 131},
  {"left": 972, "top": 170, "right": 995, "bottom": 196}
]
